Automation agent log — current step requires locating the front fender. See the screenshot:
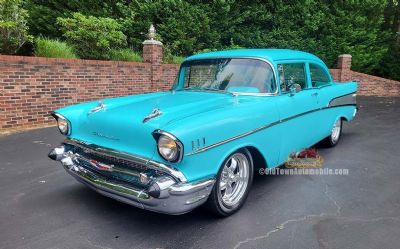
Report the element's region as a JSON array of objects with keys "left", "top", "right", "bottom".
[{"left": 156, "top": 96, "right": 281, "bottom": 182}]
